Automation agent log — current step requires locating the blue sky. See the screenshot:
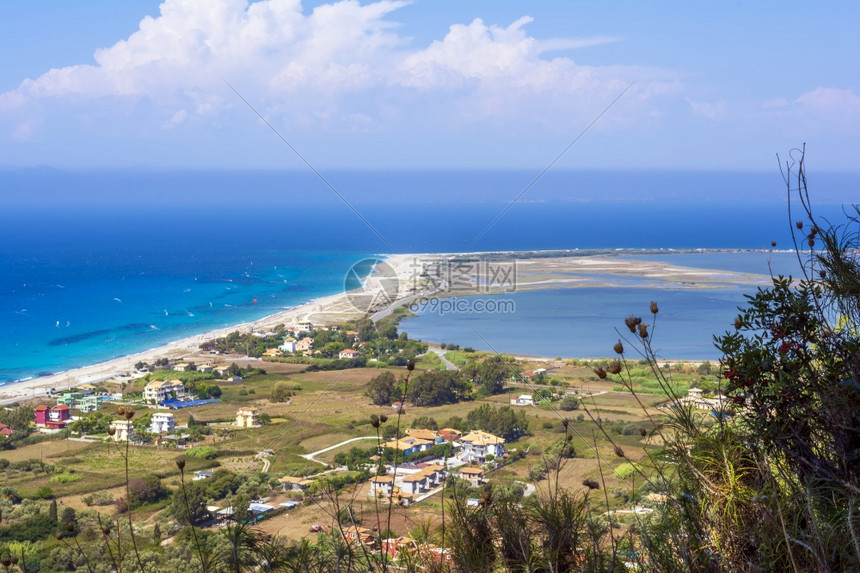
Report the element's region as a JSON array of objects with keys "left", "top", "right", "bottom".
[{"left": 0, "top": 0, "right": 858, "bottom": 171}]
